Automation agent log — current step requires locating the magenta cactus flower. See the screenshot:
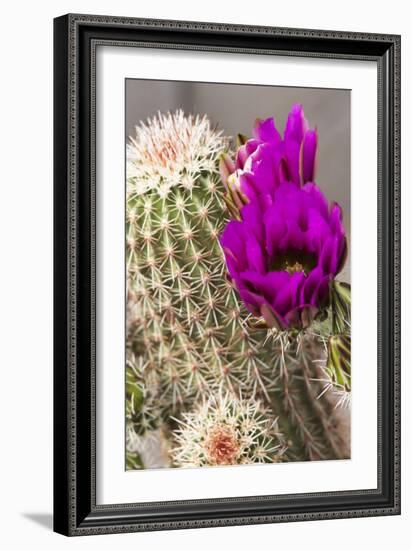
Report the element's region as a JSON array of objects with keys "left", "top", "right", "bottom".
[
  {"left": 220, "top": 104, "right": 318, "bottom": 216},
  {"left": 220, "top": 105, "right": 347, "bottom": 330}
]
